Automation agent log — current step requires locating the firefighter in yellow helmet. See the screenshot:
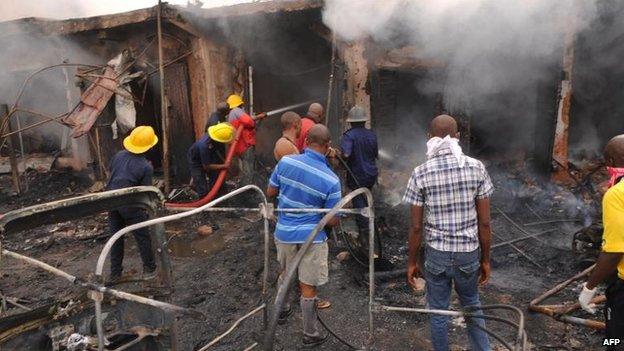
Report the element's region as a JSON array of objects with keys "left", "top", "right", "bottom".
[
  {"left": 187, "top": 122, "right": 235, "bottom": 197},
  {"left": 106, "top": 125, "right": 159, "bottom": 282}
]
